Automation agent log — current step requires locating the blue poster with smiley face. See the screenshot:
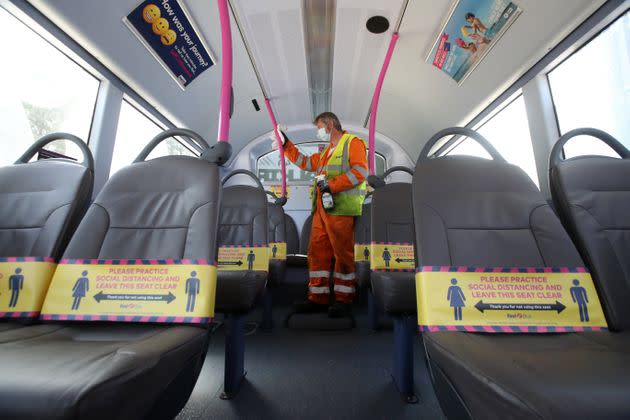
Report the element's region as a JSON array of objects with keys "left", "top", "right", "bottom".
[{"left": 124, "top": 0, "right": 215, "bottom": 89}]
